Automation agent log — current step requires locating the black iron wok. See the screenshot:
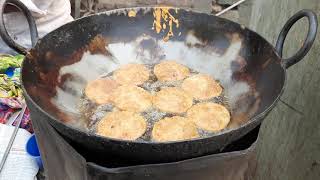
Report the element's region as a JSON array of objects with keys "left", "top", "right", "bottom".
[{"left": 0, "top": 0, "right": 317, "bottom": 163}]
